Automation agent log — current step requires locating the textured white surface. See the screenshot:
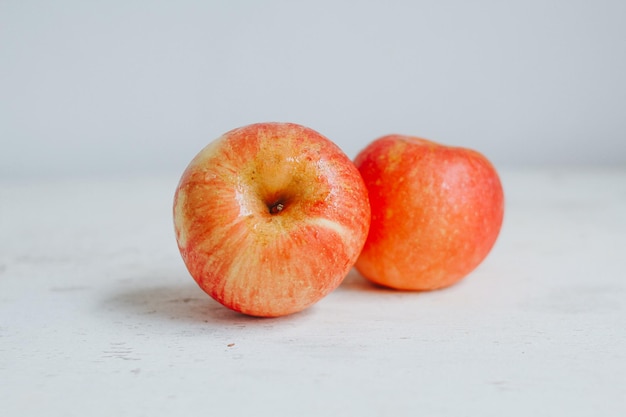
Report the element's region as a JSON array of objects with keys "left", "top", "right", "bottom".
[{"left": 1, "top": 169, "right": 625, "bottom": 416}]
